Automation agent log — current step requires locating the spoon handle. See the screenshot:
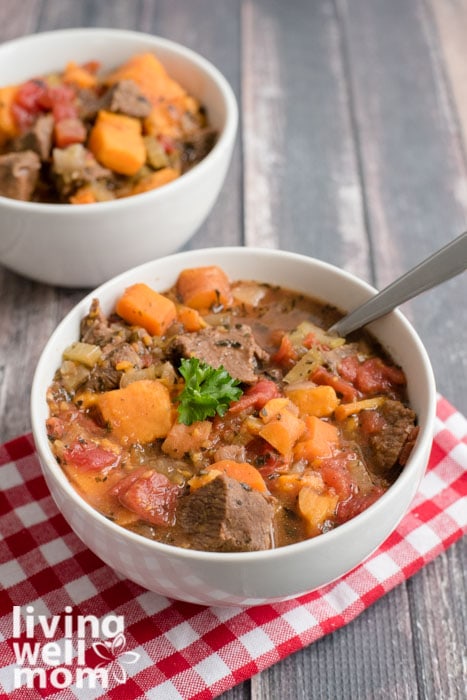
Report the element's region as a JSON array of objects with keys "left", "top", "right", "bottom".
[{"left": 329, "top": 231, "right": 467, "bottom": 336}]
